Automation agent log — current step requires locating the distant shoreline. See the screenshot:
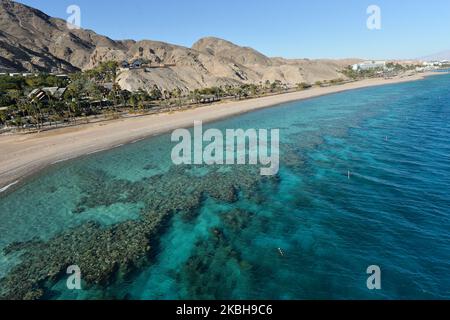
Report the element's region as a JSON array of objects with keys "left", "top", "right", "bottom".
[{"left": 0, "top": 72, "right": 444, "bottom": 192}]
